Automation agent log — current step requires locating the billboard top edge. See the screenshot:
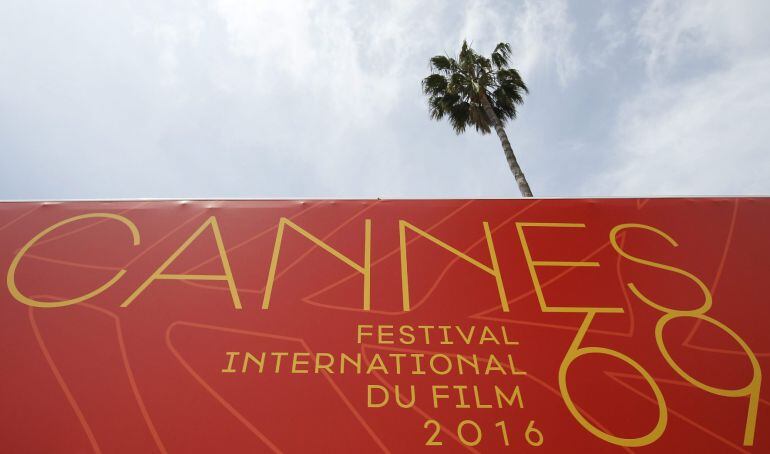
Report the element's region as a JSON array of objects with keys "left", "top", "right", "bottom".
[{"left": 0, "top": 195, "right": 769, "bottom": 203}]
